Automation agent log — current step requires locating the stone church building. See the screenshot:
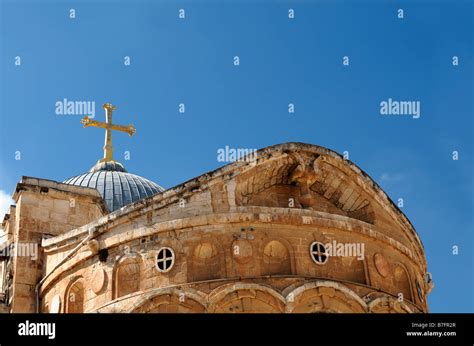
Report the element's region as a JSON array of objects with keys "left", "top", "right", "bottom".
[{"left": 0, "top": 104, "right": 433, "bottom": 313}]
